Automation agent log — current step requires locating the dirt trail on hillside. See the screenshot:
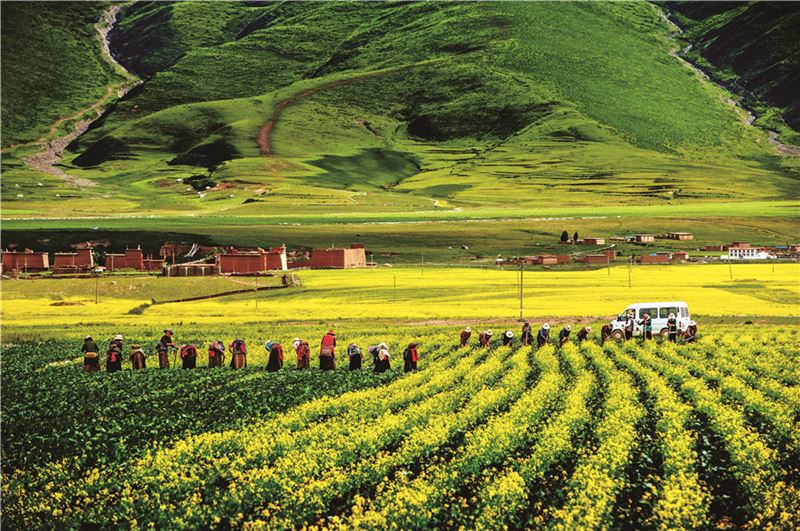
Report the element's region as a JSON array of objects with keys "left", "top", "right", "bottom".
[
  {"left": 659, "top": 9, "right": 798, "bottom": 158},
  {"left": 19, "top": 3, "right": 141, "bottom": 187},
  {"left": 258, "top": 66, "right": 414, "bottom": 157}
]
